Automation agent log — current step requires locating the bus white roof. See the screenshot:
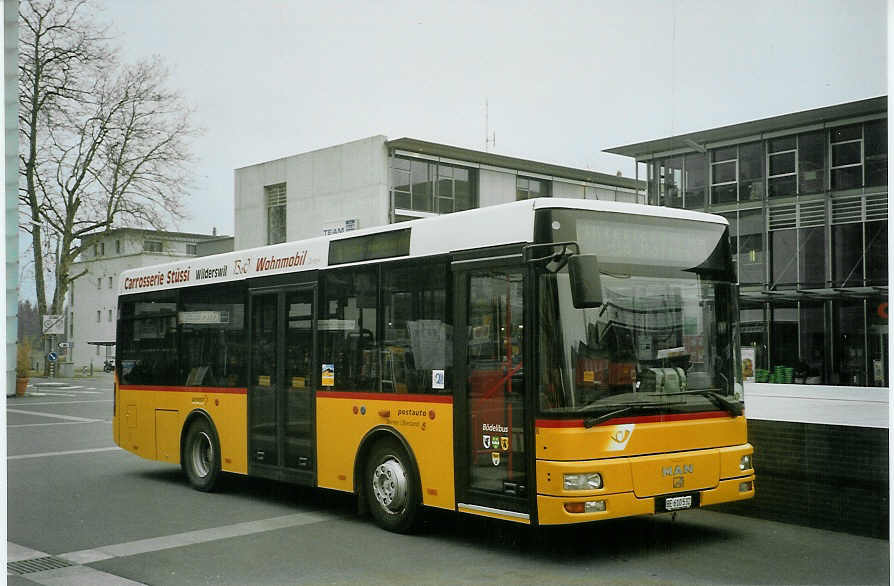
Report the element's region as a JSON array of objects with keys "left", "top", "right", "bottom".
[{"left": 118, "top": 198, "right": 728, "bottom": 295}]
